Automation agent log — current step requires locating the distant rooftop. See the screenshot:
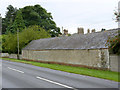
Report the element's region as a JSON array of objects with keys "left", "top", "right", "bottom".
[{"left": 23, "top": 28, "right": 119, "bottom": 50}]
